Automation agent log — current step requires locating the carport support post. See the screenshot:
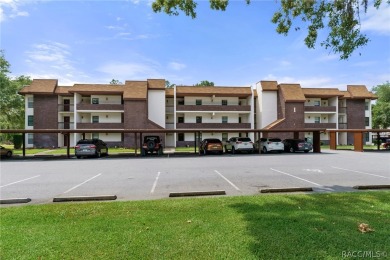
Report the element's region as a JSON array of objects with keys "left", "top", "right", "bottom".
[
  {"left": 376, "top": 132, "right": 380, "bottom": 151},
  {"left": 134, "top": 133, "right": 137, "bottom": 156},
  {"left": 293, "top": 131, "right": 299, "bottom": 139},
  {"left": 194, "top": 132, "right": 197, "bottom": 154},
  {"left": 312, "top": 131, "right": 321, "bottom": 153},
  {"left": 354, "top": 132, "right": 364, "bottom": 152},
  {"left": 139, "top": 133, "right": 143, "bottom": 157},
  {"left": 66, "top": 133, "right": 70, "bottom": 158},
  {"left": 329, "top": 131, "right": 337, "bottom": 150},
  {"left": 22, "top": 133, "right": 26, "bottom": 157}
]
